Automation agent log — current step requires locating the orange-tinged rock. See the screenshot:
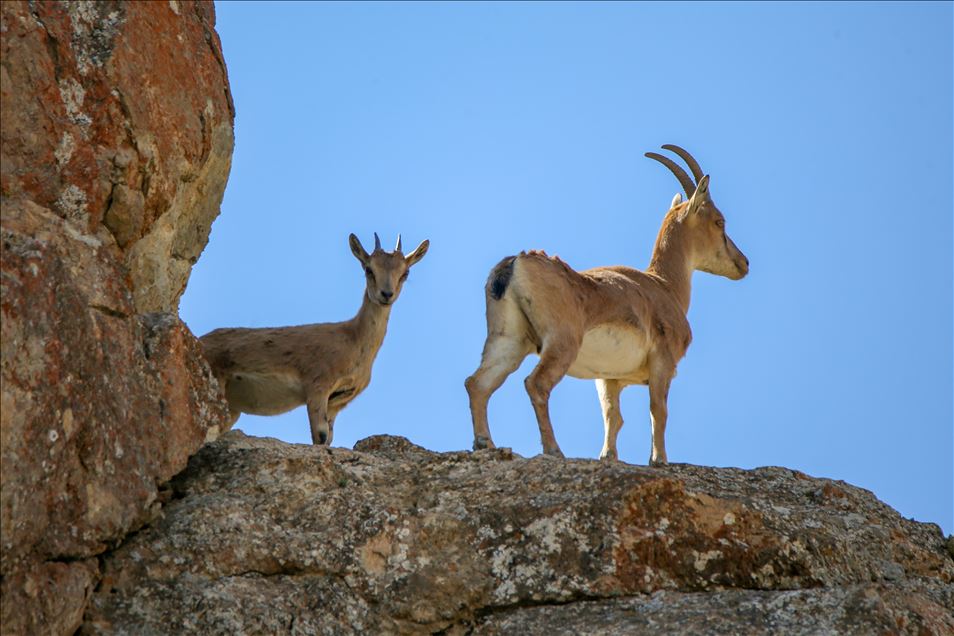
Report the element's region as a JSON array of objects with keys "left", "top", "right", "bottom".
[
  {"left": 1, "top": 0, "right": 233, "bottom": 313},
  {"left": 1, "top": 1, "right": 233, "bottom": 633}
]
